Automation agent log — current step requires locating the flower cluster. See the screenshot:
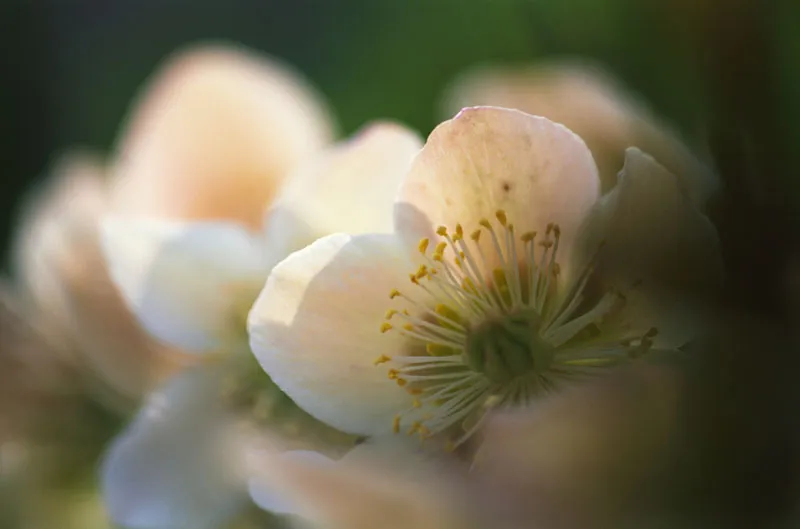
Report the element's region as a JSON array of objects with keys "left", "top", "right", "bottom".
[{"left": 10, "top": 44, "right": 723, "bottom": 529}]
